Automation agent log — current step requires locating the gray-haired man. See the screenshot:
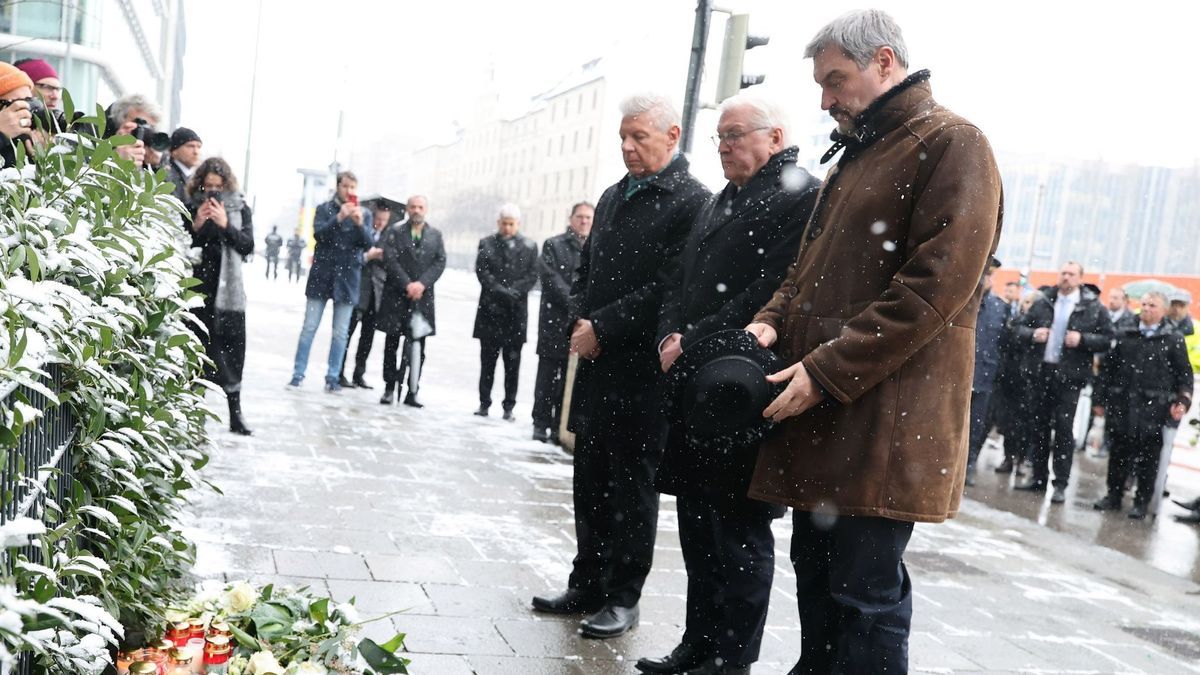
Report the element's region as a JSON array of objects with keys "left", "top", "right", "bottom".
[{"left": 531, "top": 93, "right": 710, "bottom": 640}]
